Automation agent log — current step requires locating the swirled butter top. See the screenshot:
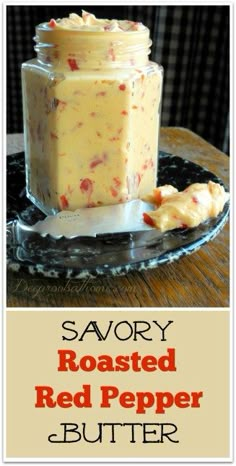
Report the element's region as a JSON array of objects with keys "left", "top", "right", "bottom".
[{"left": 48, "top": 10, "right": 147, "bottom": 32}]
